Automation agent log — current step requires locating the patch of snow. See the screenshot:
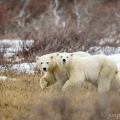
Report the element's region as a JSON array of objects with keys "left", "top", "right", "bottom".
[
  {"left": 108, "top": 54, "right": 120, "bottom": 70},
  {"left": 0, "top": 76, "right": 7, "bottom": 80},
  {"left": 0, "top": 39, "right": 34, "bottom": 58},
  {"left": 90, "top": 46, "right": 119, "bottom": 55},
  {"left": 0, "top": 62, "right": 36, "bottom": 74},
  {"left": 0, "top": 39, "right": 22, "bottom": 52},
  {"left": 4, "top": 53, "right": 15, "bottom": 58},
  {"left": 115, "top": 47, "right": 120, "bottom": 53},
  {"left": 100, "top": 38, "right": 115, "bottom": 45},
  {"left": 0, "top": 76, "right": 16, "bottom": 81},
  {"left": 11, "top": 62, "right": 36, "bottom": 74}
]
